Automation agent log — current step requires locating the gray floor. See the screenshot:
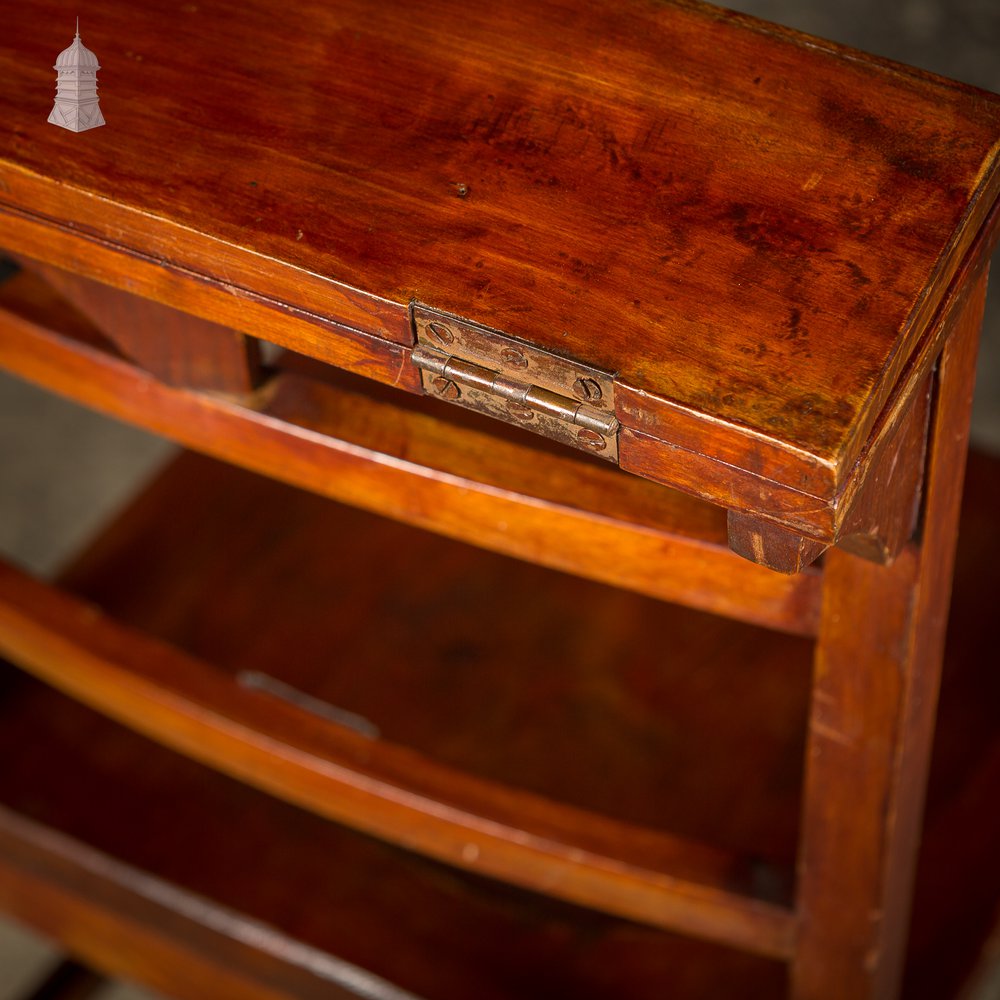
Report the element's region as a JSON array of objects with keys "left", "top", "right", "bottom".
[{"left": 1, "top": 0, "right": 999, "bottom": 997}]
